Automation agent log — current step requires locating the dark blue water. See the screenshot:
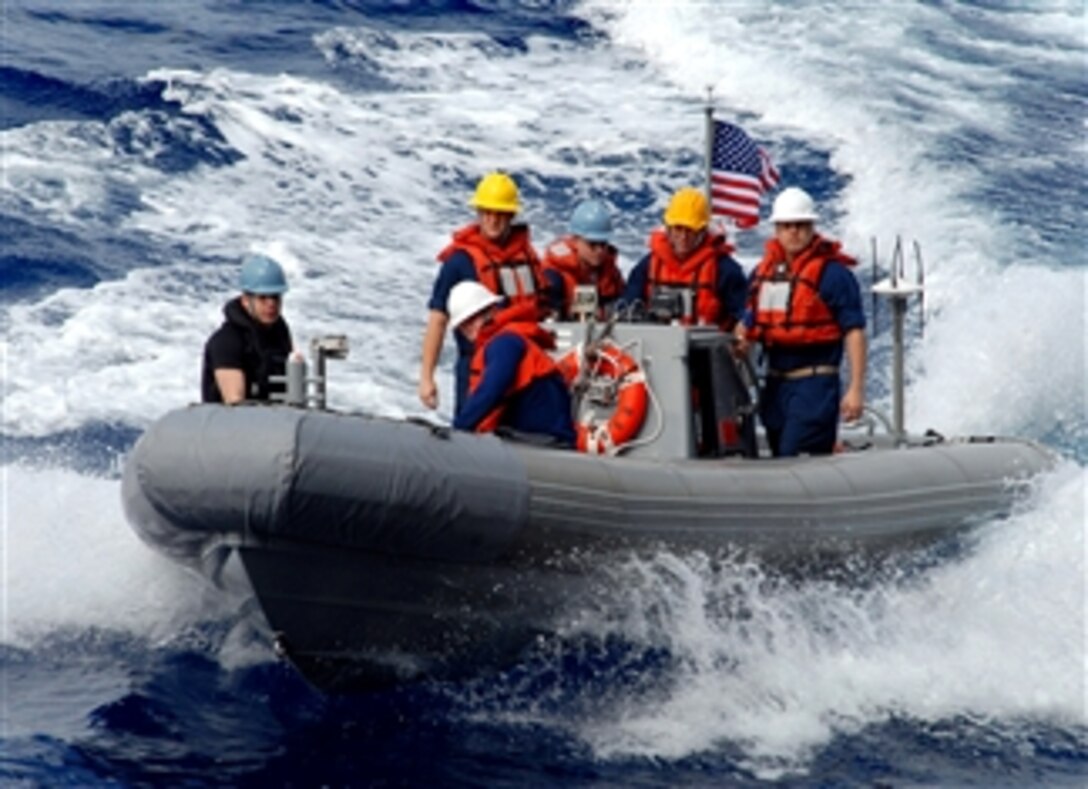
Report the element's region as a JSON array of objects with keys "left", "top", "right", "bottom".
[{"left": 2, "top": 0, "right": 1085, "bottom": 785}]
